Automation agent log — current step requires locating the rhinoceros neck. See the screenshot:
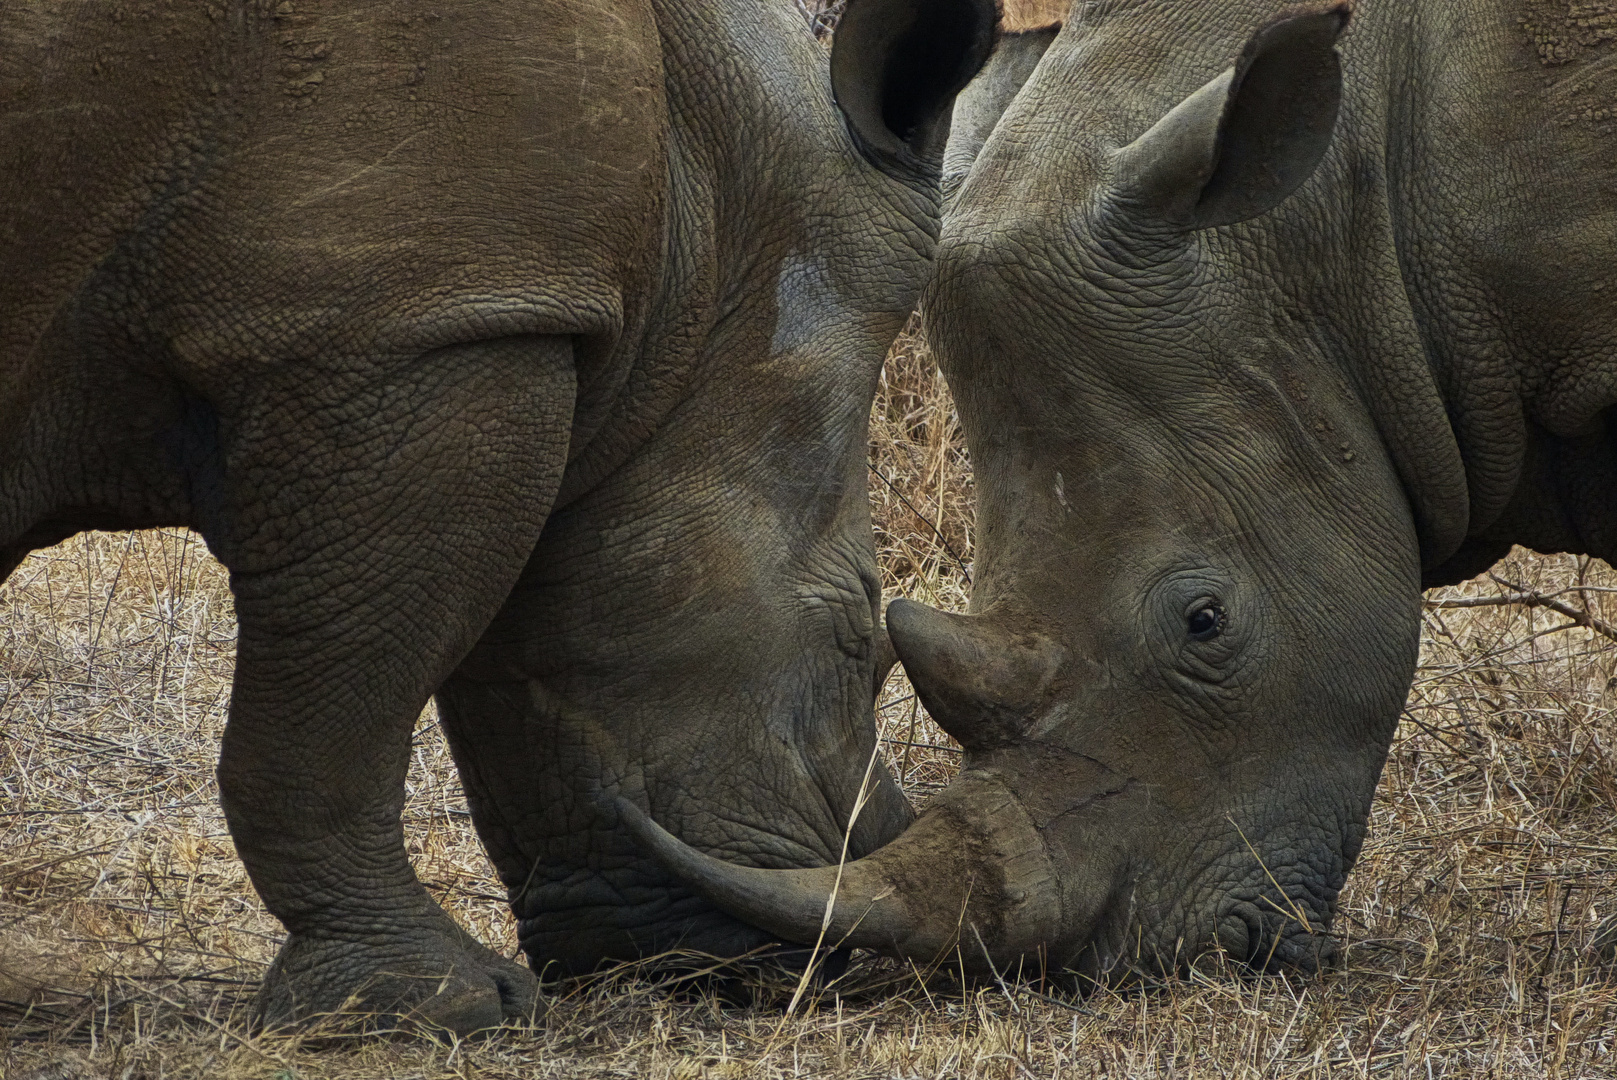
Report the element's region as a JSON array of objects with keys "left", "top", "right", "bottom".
[{"left": 1363, "top": 0, "right": 1617, "bottom": 578}]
